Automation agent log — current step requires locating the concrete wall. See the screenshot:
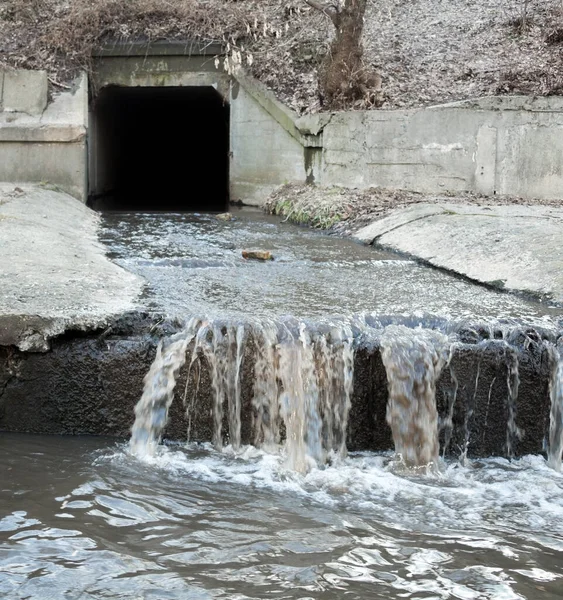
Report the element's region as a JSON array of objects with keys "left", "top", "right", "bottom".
[
  {"left": 230, "top": 77, "right": 309, "bottom": 205},
  {"left": 0, "top": 70, "right": 88, "bottom": 201},
  {"left": 316, "top": 97, "right": 563, "bottom": 200},
  {"left": 4, "top": 63, "right": 563, "bottom": 206}
]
